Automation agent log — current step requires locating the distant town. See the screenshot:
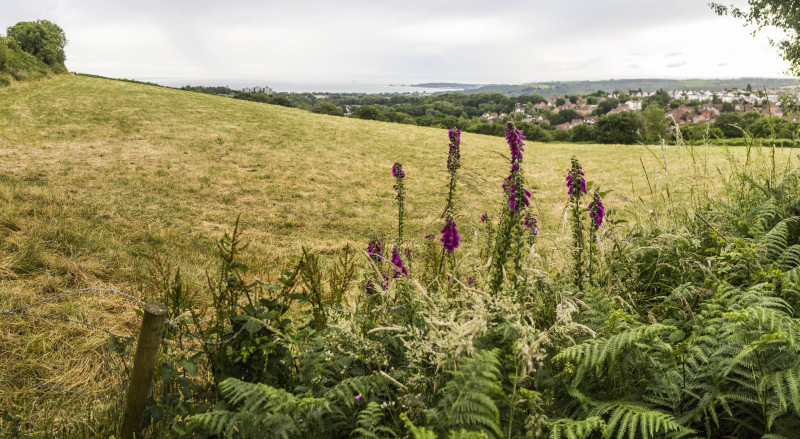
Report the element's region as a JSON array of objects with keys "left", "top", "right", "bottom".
[{"left": 488, "top": 88, "right": 799, "bottom": 131}]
